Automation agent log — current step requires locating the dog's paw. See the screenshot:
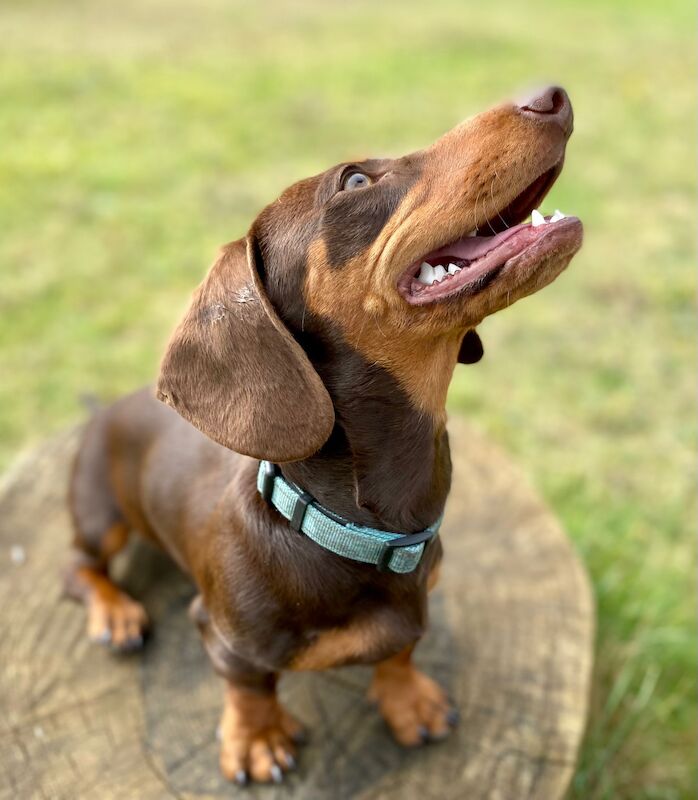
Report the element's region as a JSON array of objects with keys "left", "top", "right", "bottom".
[
  {"left": 87, "top": 591, "right": 148, "bottom": 652},
  {"left": 219, "top": 689, "right": 306, "bottom": 784},
  {"left": 369, "top": 666, "right": 458, "bottom": 747}
]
